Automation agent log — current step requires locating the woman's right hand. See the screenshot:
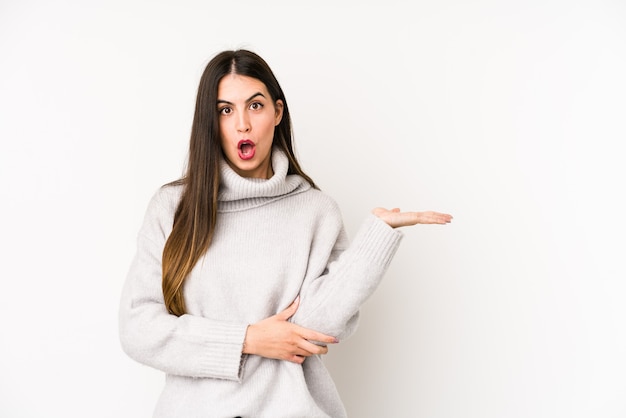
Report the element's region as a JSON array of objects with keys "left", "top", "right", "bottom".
[{"left": 243, "top": 296, "right": 339, "bottom": 364}]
